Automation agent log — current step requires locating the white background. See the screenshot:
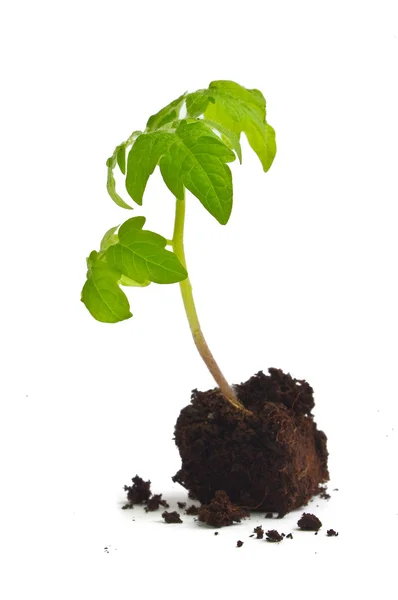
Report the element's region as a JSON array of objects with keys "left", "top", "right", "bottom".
[{"left": 1, "top": 1, "right": 397, "bottom": 598}]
